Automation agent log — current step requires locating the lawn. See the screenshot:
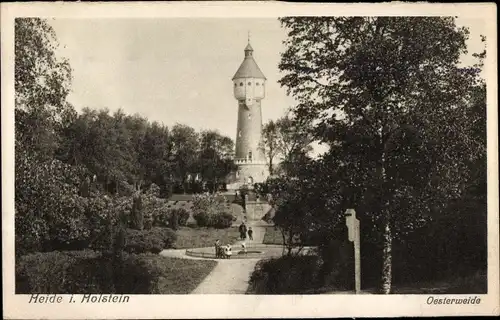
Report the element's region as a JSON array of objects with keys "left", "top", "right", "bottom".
[
  {"left": 262, "top": 226, "right": 284, "bottom": 245},
  {"left": 155, "top": 256, "right": 217, "bottom": 294},
  {"left": 174, "top": 226, "right": 240, "bottom": 249}
]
